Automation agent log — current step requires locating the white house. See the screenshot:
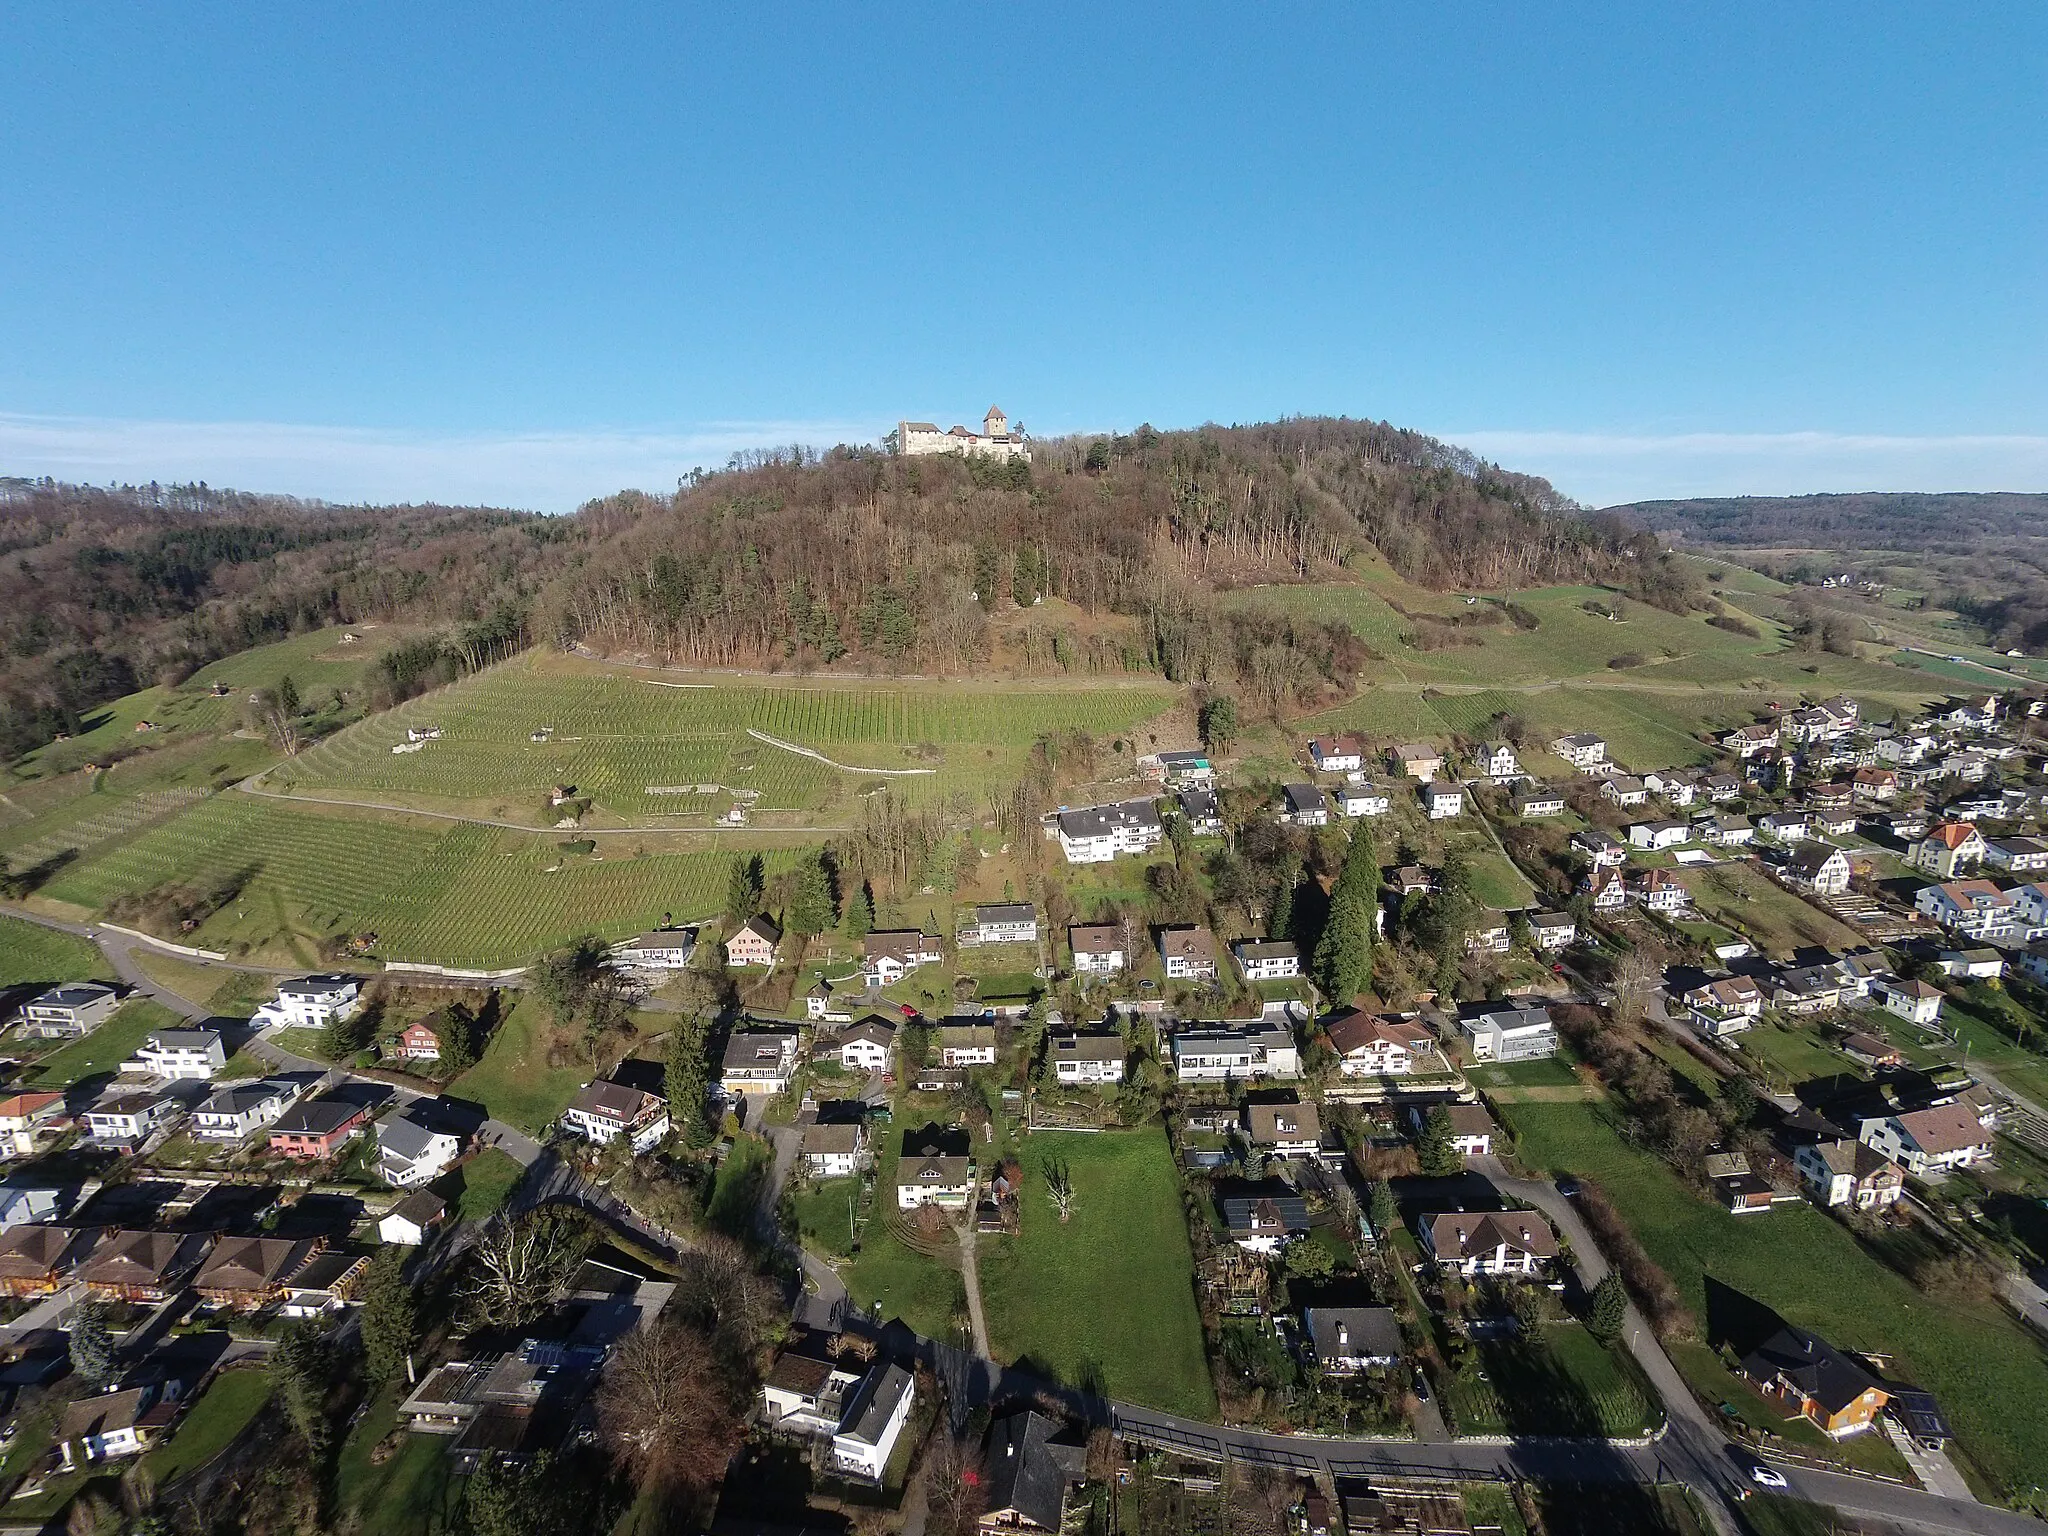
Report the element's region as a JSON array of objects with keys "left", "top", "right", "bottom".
[
  {"left": 862, "top": 930, "right": 945, "bottom": 987},
  {"left": 1308, "top": 733, "right": 1367, "bottom": 773},
  {"left": 1456, "top": 1003, "right": 1558, "bottom": 1062},
  {"left": 1475, "top": 742, "right": 1521, "bottom": 782},
  {"left": 1796, "top": 1140, "right": 1904, "bottom": 1212},
  {"left": 1068, "top": 924, "right": 1126, "bottom": 975},
  {"left": 1985, "top": 836, "right": 2048, "bottom": 874},
  {"left": 1323, "top": 1009, "right": 1435, "bottom": 1076},
  {"left": 1630, "top": 868, "right": 1691, "bottom": 914},
  {"left": 936, "top": 1022, "right": 997, "bottom": 1068},
  {"left": 1232, "top": 940, "right": 1300, "bottom": 981},
  {"left": 1859, "top": 1104, "right": 1992, "bottom": 1178},
  {"left": 1421, "top": 782, "right": 1463, "bottom": 820},
  {"left": 1055, "top": 799, "right": 1164, "bottom": 864},
  {"left": 829, "top": 1363, "right": 916, "bottom": 1481},
  {"left": 613, "top": 929, "right": 697, "bottom": 971},
  {"left": 1336, "top": 785, "right": 1392, "bottom": 818},
  {"left": 257, "top": 975, "right": 363, "bottom": 1031},
  {"left": 801, "top": 1121, "right": 868, "bottom": 1179},
  {"left": 1913, "top": 880, "right": 2018, "bottom": 942},
  {"left": 1571, "top": 830, "right": 1628, "bottom": 868},
  {"left": 378, "top": 1190, "right": 446, "bottom": 1247},
  {"left": 192, "top": 1079, "right": 302, "bottom": 1141},
  {"left": 1685, "top": 976, "right": 1764, "bottom": 1037},
  {"left": 958, "top": 902, "right": 1038, "bottom": 946},
  {"left": 375, "top": 1108, "right": 466, "bottom": 1188},
  {"left": 1600, "top": 776, "right": 1649, "bottom": 808},
  {"left": 83, "top": 1091, "right": 180, "bottom": 1150},
  {"left": 896, "top": 407, "right": 1028, "bottom": 461},
  {"left": 1423, "top": 1211, "right": 1559, "bottom": 1278},
  {"left": 1172, "top": 1027, "right": 1299, "bottom": 1083},
  {"left": 122, "top": 1029, "right": 226, "bottom": 1082},
  {"left": 1159, "top": 926, "right": 1219, "bottom": 980},
  {"left": 837, "top": 1018, "right": 894, "bottom": 1074},
  {"left": 19, "top": 983, "right": 120, "bottom": 1039},
  {"left": 1049, "top": 1033, "right": 1125, "bottom": 1085},
  {"left": 1281, "top": 783, "right": 1331, "bottom": 827},
  {"left": 1783, "top": 844, "right": 1854, "bottom": 897},
  {"left": 561, "top": 1080, "right": 670, "bottom": 1152},
  {"left": 1878, "top": 978, "right": 1944, "bottom": 1025},
  {"left": 1552, "top": 733, "right": 1608, "bottom": 770},
  {"left": 722, "top": 1031, "right": 801, "bottom": 1097},
  {"left": 1516, "top": 787, "right": 1567, "bottom": 818},
  {"left": 896, "top": 1126, "right": 975, "bottom": 1209},
  {"left": 1628, "top": 820, "right": 1691, "bottom": 851},
  {"left": 1527, "top": 912, "right": 1577, "bottom": 950}
]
